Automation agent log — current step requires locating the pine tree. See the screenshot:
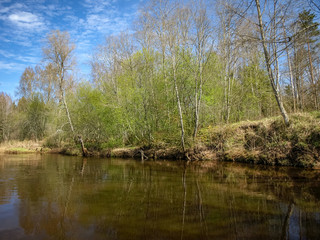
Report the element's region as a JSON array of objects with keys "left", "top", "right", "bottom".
[{"left": 297, "top": 10, "right": 320, "bottom": 109}]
